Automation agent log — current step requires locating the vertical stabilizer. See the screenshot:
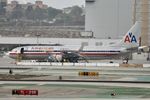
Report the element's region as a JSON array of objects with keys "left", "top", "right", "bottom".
[{"left": 117, "top": 21, "right": 141, "bottom": 49}]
